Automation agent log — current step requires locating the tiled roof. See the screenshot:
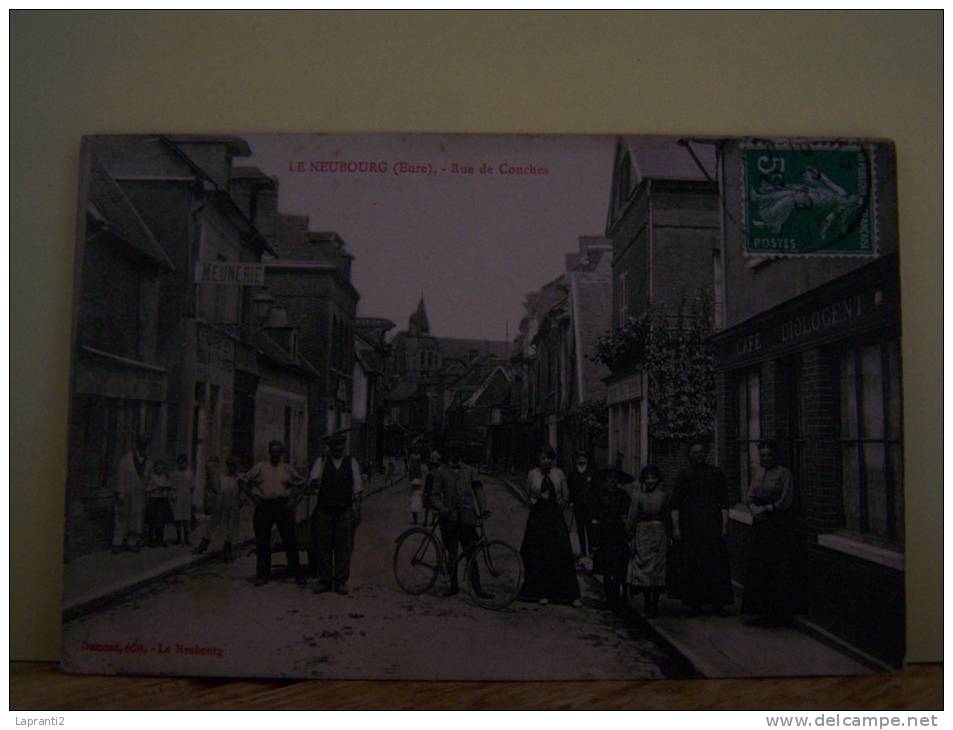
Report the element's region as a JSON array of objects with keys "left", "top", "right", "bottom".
[
  {"left": 165, "top": 135, "right": 251, "bottom": 157},
  {"left": 86, "top": 155, "right": 174, "bottom": 271},
  {"left": 232, "top": 166, "right": 273, "bottom": 180},
  {"left": 438, "top": 336, "right": 508, "bottom": 363},
  {"left": 465, "top": 365, "right": 513, "bottom": 408}
]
